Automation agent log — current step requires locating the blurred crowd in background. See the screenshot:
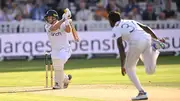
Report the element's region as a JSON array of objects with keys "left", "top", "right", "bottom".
[{"left": 0, "top": 0, "right": 180, "bottom": 22}]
